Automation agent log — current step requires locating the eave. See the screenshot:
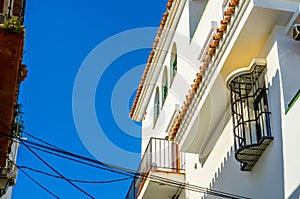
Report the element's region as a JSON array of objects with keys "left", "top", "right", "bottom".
[
  {"left": 169, "top": 0, "right": 297, "bottom": 152},
  {"left": 130, "top": 0, "right": 187, "bottom": 122}
]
